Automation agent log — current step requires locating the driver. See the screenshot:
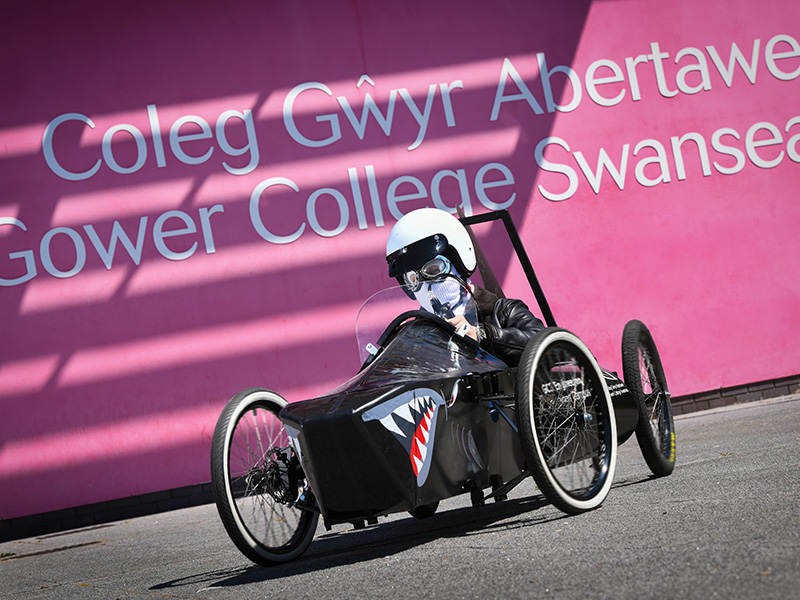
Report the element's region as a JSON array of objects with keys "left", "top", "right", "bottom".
[{"left": 385, "top": 208, "right": 544, "bottom": 365}]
